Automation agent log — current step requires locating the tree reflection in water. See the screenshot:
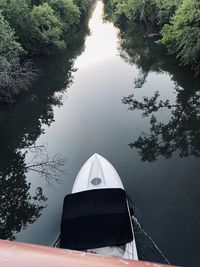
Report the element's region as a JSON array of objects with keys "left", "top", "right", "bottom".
[
  {"left": 0, "top": 149, "right": 47, "bottom": 240},
  {"left": 0, "top": 21, "right": 89, "bottom": 240},
  {"left": 23, "top": 145, "right": 65, "bottom": 185},
  {"left": 119, "top": 24, "right": 200, "bottom": 162},
  {"left": 0, "top": 143, "right": 66, "bottom": 241}
]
